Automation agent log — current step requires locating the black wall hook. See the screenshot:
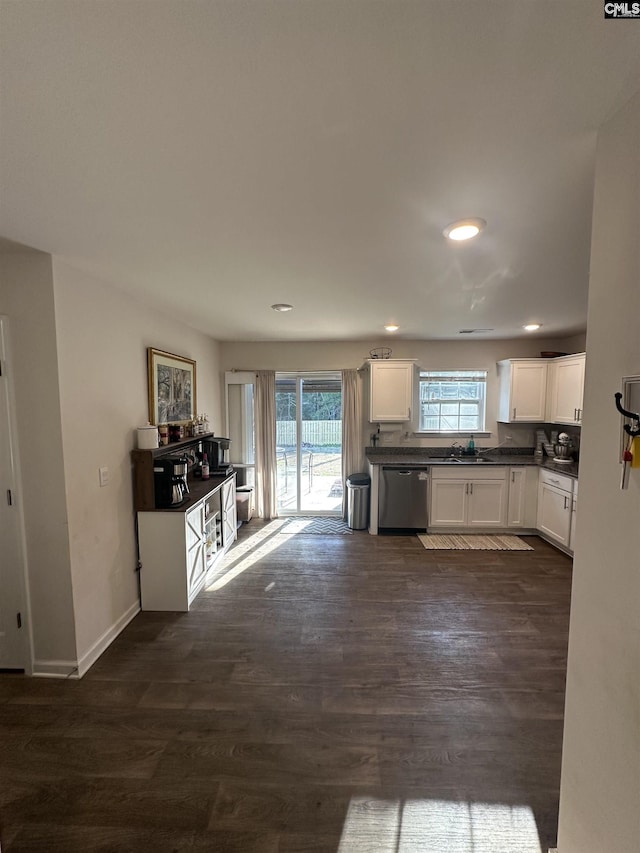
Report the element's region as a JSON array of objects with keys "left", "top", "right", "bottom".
[{"left": 615, "top": 392, "right": 640, "bottom": 437}]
